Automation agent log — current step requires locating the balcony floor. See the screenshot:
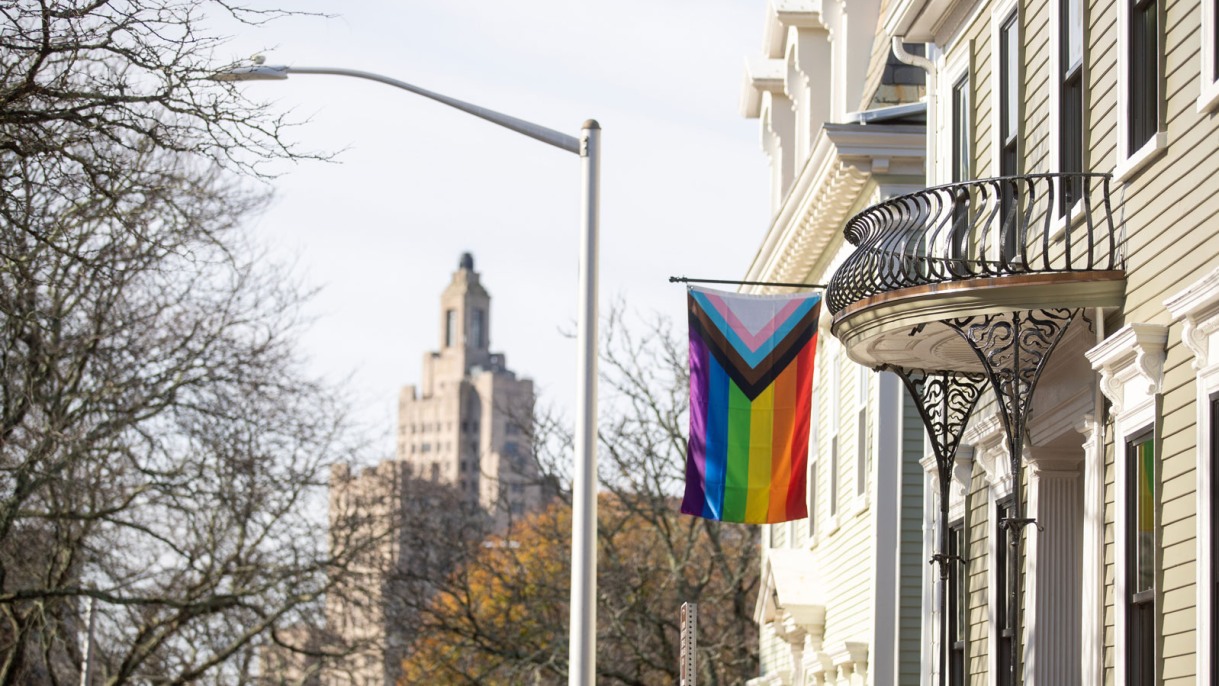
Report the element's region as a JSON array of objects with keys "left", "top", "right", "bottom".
[{"left": 831, "top": 271, "right": 1126, "bottom": 372}]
